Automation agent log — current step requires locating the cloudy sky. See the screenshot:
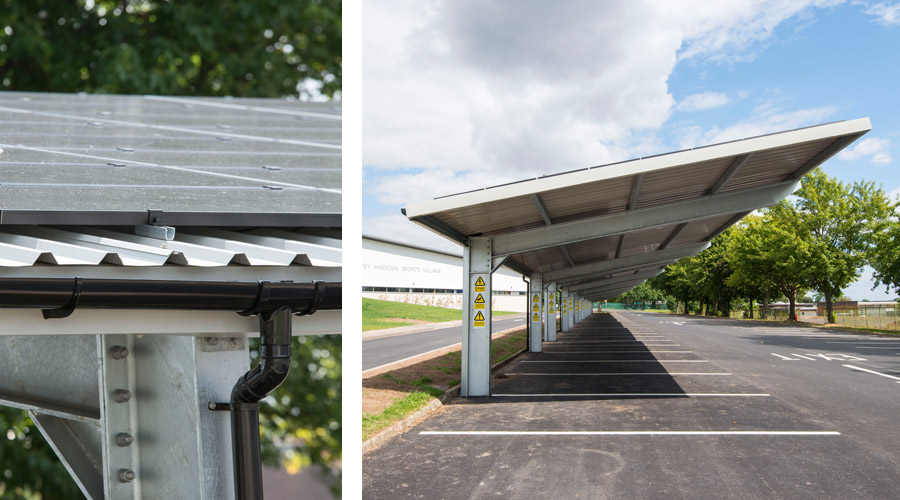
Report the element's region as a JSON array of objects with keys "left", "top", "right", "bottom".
[{"left": 362, "top": 0, "right": 900, "bottom": 300}]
